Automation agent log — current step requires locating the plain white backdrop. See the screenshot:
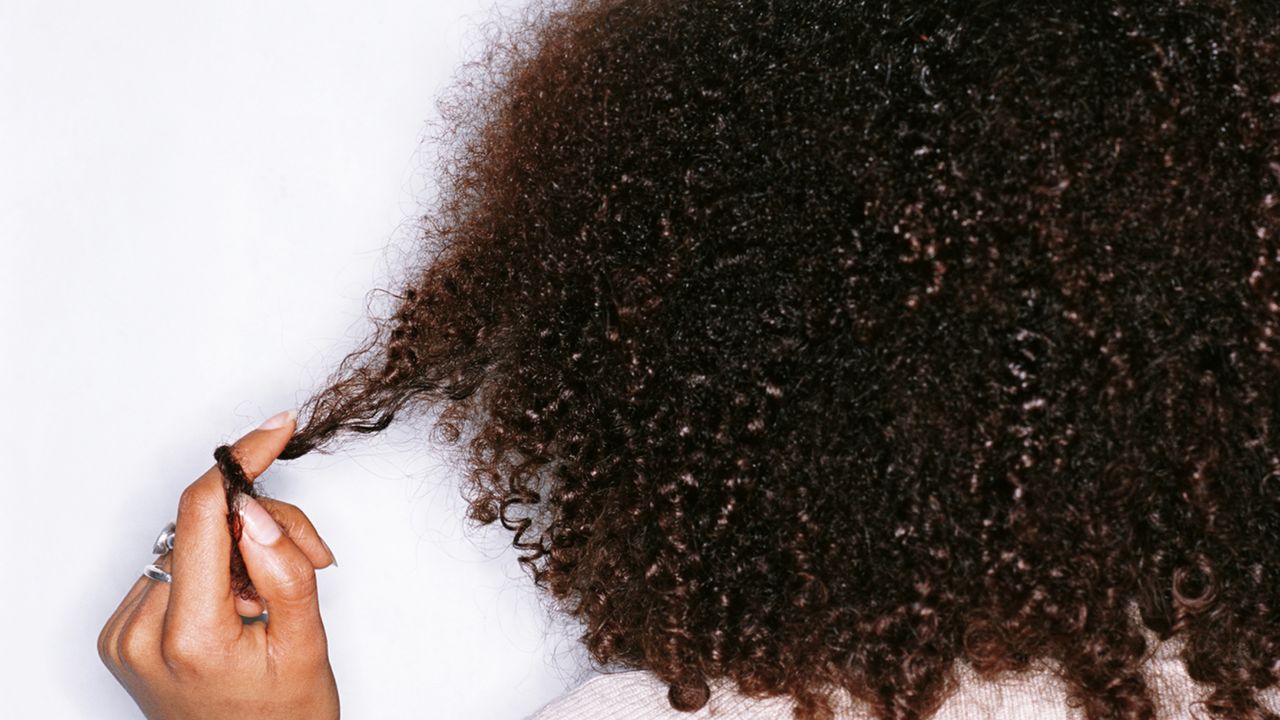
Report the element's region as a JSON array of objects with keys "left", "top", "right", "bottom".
[{"left": 0, "top": 1, "right": 595, "bottom": 717}]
